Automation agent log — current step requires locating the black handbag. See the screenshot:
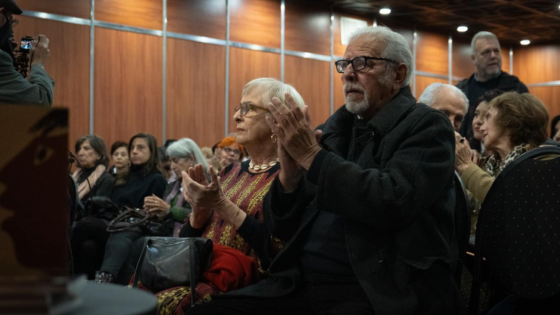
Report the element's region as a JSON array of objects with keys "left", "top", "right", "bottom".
[
  {"left": 82, "top": 196, "right": 120, "bottom": 221},
  {"left": 132, "top": 237, "right": 213, "bottom": 306},
  {"left": 106, "top": 207, "right": 174, "bottom": 236}
]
